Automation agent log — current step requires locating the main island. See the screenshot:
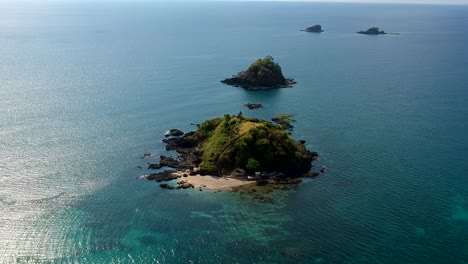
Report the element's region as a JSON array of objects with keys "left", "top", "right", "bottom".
[{"left": 141, "top": 113, "right": 320, "bottom": 194}]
